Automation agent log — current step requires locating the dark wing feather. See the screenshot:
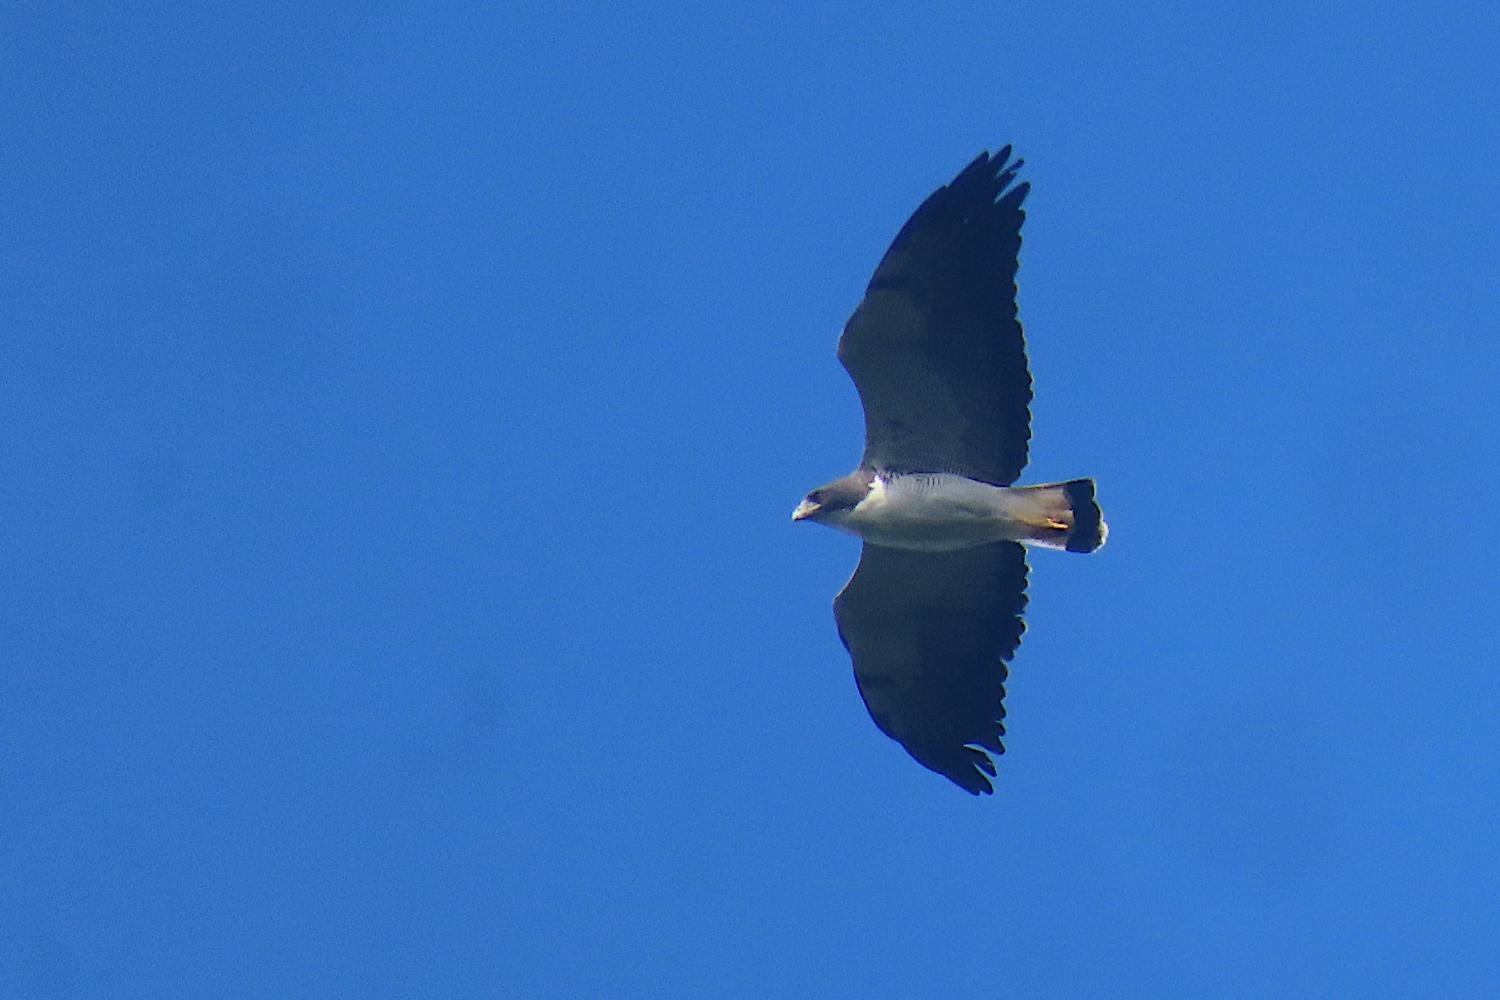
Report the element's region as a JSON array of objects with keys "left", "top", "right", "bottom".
[
  {"left": 833, "top": 541, "right": 1028, "bottom": 795},
  {"left": 837, "top": 148, "right": 1032, "bottom": 486}
]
